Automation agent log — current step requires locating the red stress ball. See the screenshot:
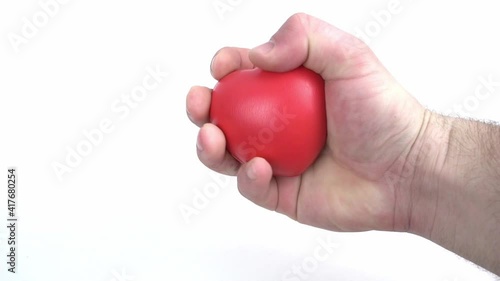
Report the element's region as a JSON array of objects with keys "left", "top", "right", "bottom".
[{"left": 209, "top": 66, "right": 327, "bottom": 177}]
